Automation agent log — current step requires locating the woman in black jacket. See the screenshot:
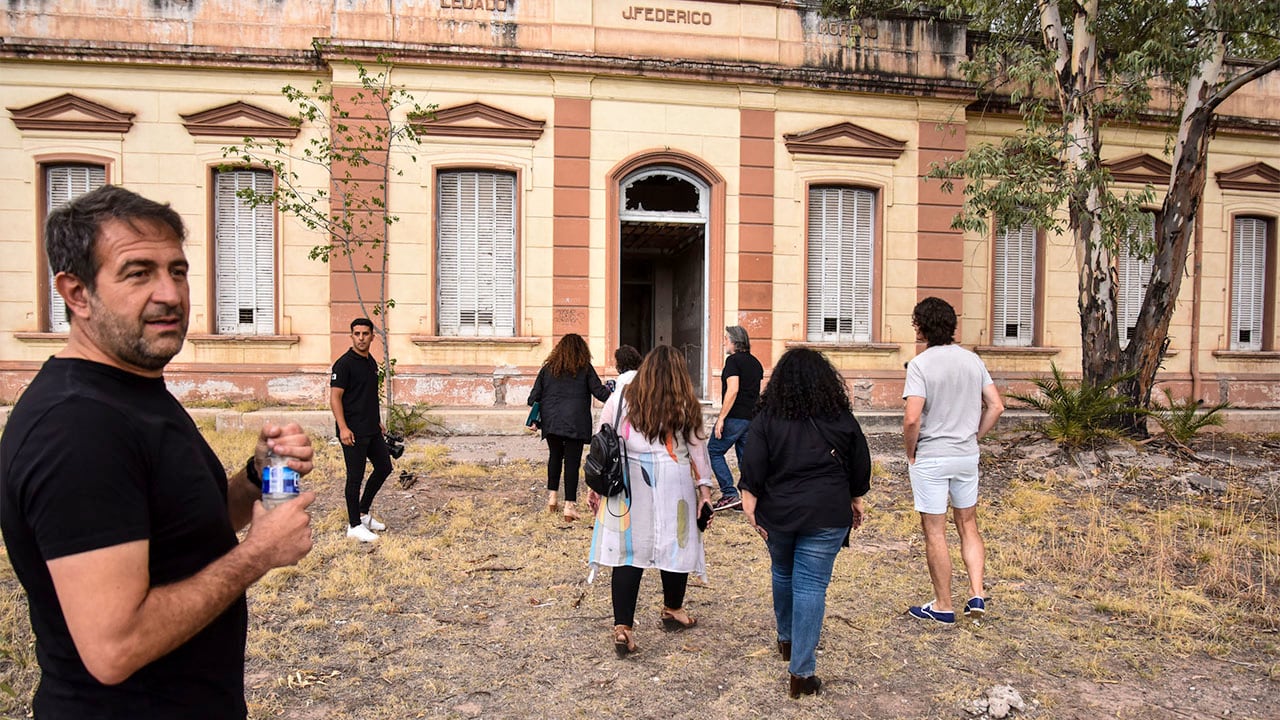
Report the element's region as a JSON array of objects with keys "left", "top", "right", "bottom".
[
  {"left": 528, "top": 333, "right": 611, "bottom": 520},
  {"left": 739, "top": 348, "right": 871, "bottom": 699}
]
